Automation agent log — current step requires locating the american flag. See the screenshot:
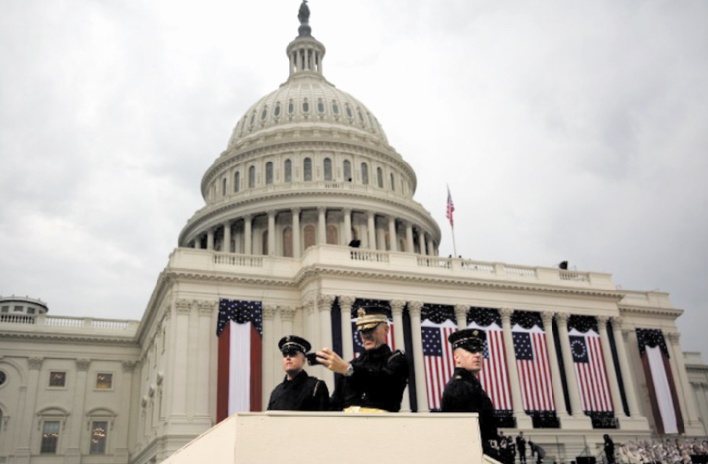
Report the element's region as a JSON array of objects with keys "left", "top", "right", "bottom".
[
  {"left": 512, "top": 327, "right": 555, "bottom": 412},
  {"left": 421, "top": 320, "right": 457, "bottom": 410},
  {"left": 446, "top": 186, "right": 455, "bottom": 227},
  {"left": 469, "top": 322, "right": 512, "bottom": 411},
  {"left": 216, "top": 299, "right": 263, "bottom": 422},
  {"left": 569, "top": 330, "right": 613, "bottom": 413}
]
